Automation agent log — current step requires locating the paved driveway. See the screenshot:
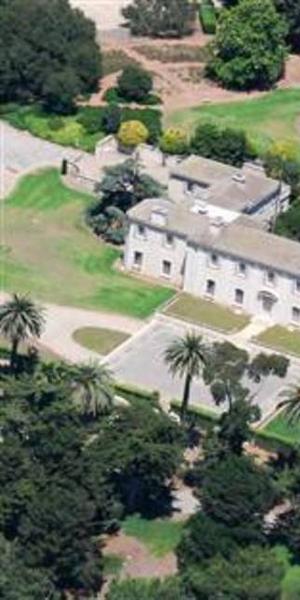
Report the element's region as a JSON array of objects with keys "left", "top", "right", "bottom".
[
  {"left": 0, "top": 121, "right": 82, "bottom": 197},
  {"left": 108, "top": 316, "right": 299, "bottom": 419}
]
